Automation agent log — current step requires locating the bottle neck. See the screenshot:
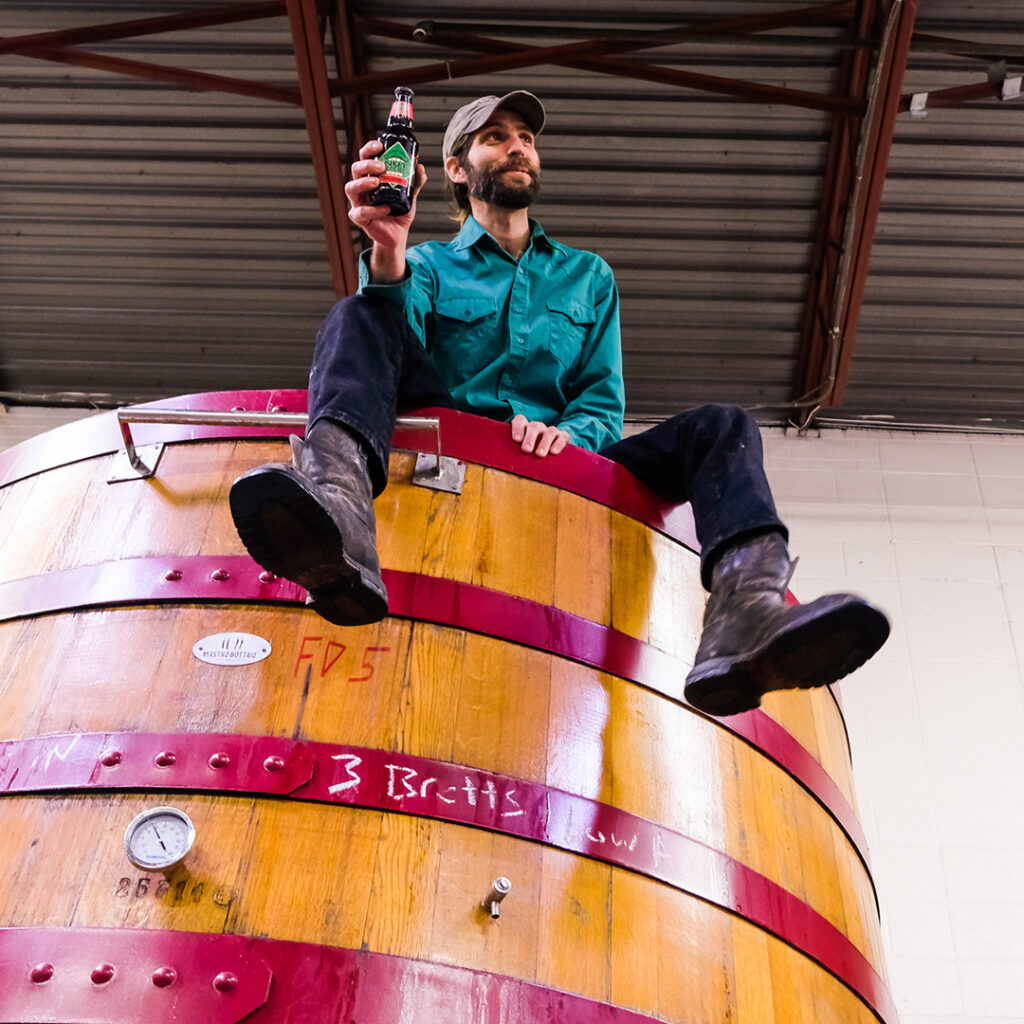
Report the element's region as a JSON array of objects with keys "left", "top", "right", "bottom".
[{"left": 388, "top": 99, "right": 413, "bottom": 125}]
